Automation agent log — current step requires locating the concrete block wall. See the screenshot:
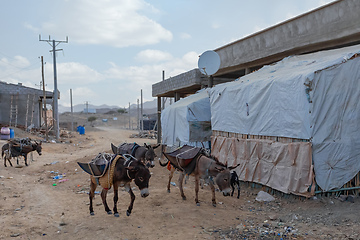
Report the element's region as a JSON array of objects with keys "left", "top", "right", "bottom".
[{"left": 0, "top": 82, "right": 53, "bottom": 128}]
